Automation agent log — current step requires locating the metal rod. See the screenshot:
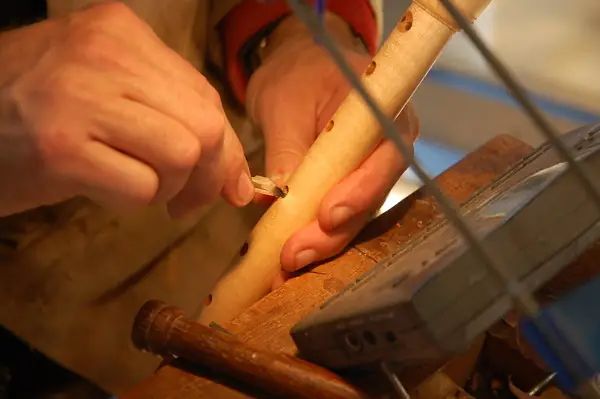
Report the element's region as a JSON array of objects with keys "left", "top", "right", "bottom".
[
  {"left": 438, "top": 2, "right": 600, "bottom": 395},
  {"left": 529, "top": 372, "right": 557, "bottom": 395},
  {"left": 381, "top": 361, "right": 411, "bottom": 399},
  {"left": 438, "top": 0, "right": 600, "bottom": 212}
]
